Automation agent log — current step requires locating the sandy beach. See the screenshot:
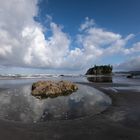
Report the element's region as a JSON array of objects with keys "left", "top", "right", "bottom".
[{"left": 0, "top": 79, "right": 139, "bottom": 140}]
